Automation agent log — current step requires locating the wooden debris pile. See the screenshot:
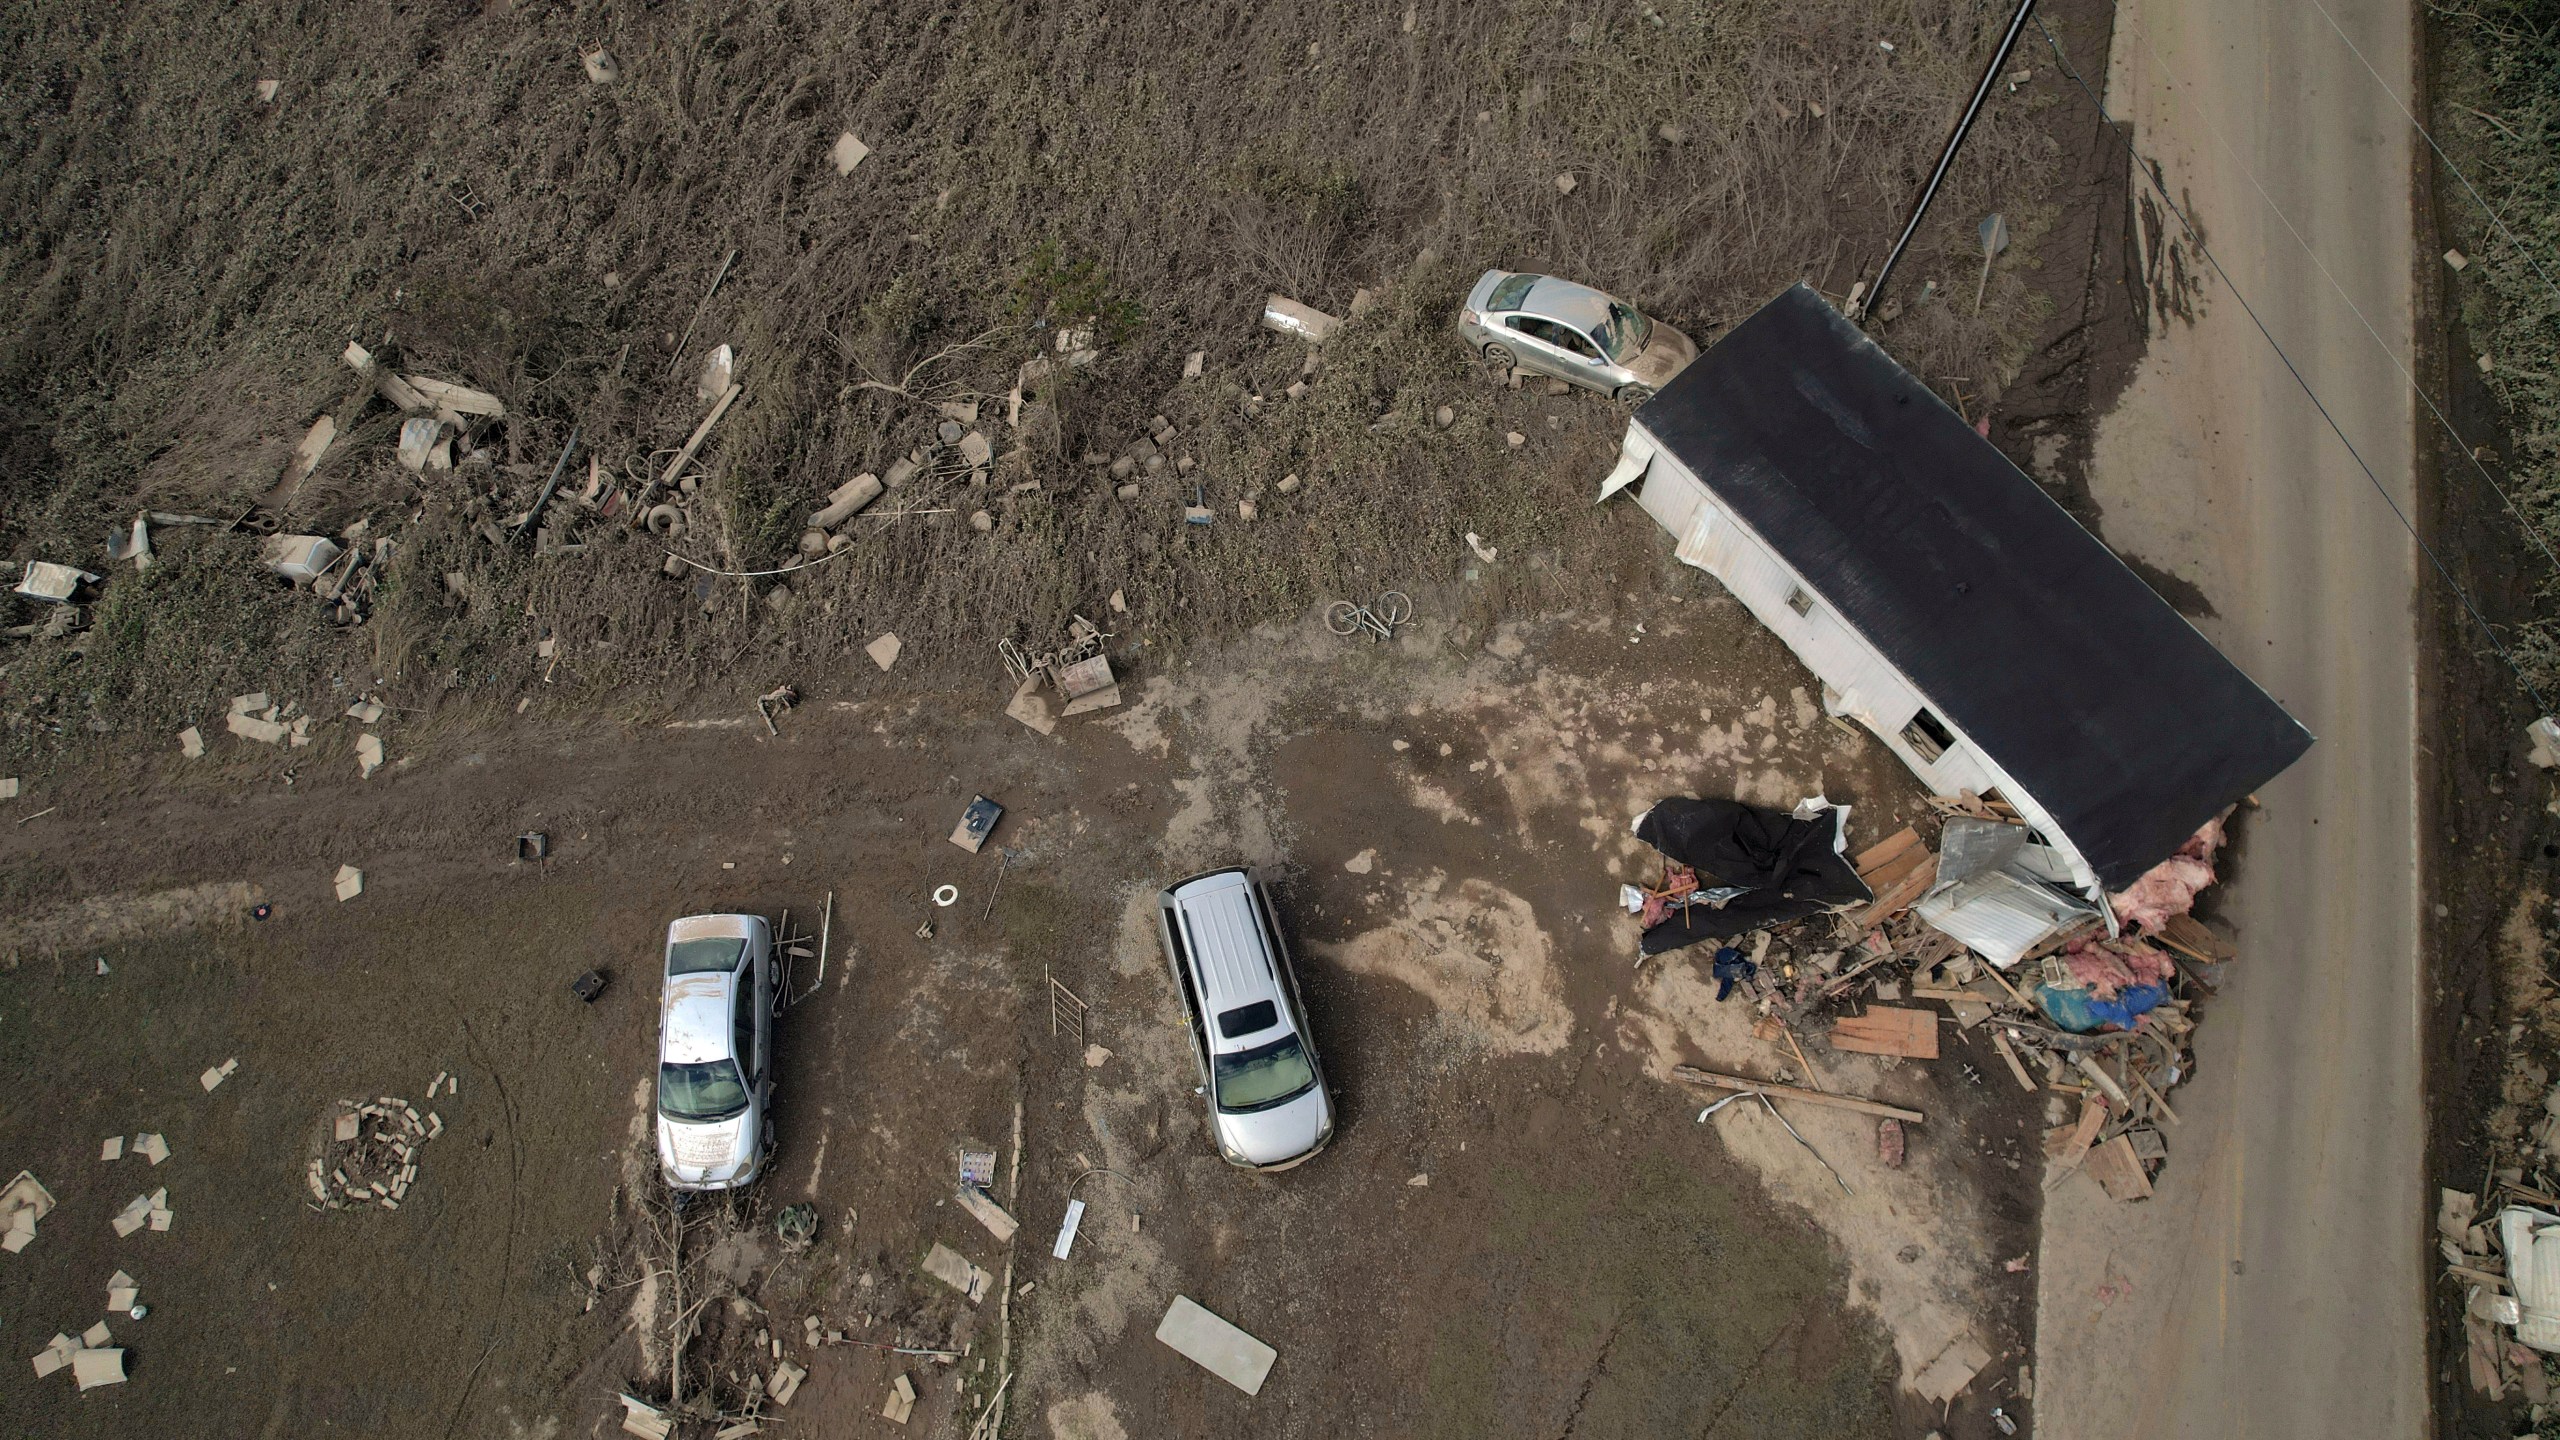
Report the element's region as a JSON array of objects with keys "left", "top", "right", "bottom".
[{"left": 1684, "top": 802, "right": 2238, "bottom": 1199}]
